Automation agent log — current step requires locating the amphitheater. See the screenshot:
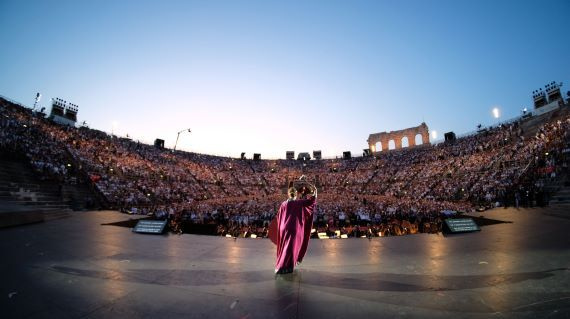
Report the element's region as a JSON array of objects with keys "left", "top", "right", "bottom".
[{"left": 1, "top": 94, "right": 569, "bottom": 318}]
